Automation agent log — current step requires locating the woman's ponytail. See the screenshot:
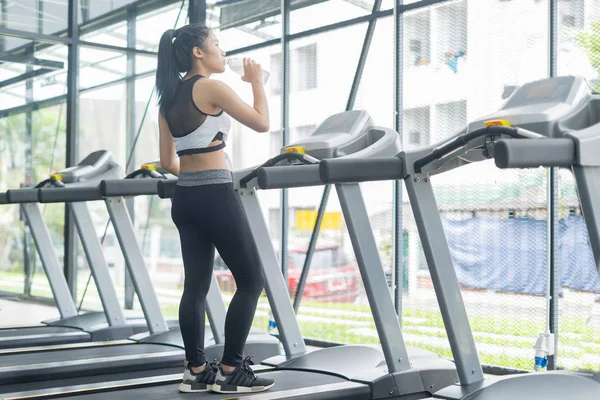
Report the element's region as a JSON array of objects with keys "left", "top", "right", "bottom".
[
  {"left": 156, "top": 29, "right": 180, "bottom": 112},
  {"left": 155, "top": 24, "right": 212, "bottom": 112}
]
